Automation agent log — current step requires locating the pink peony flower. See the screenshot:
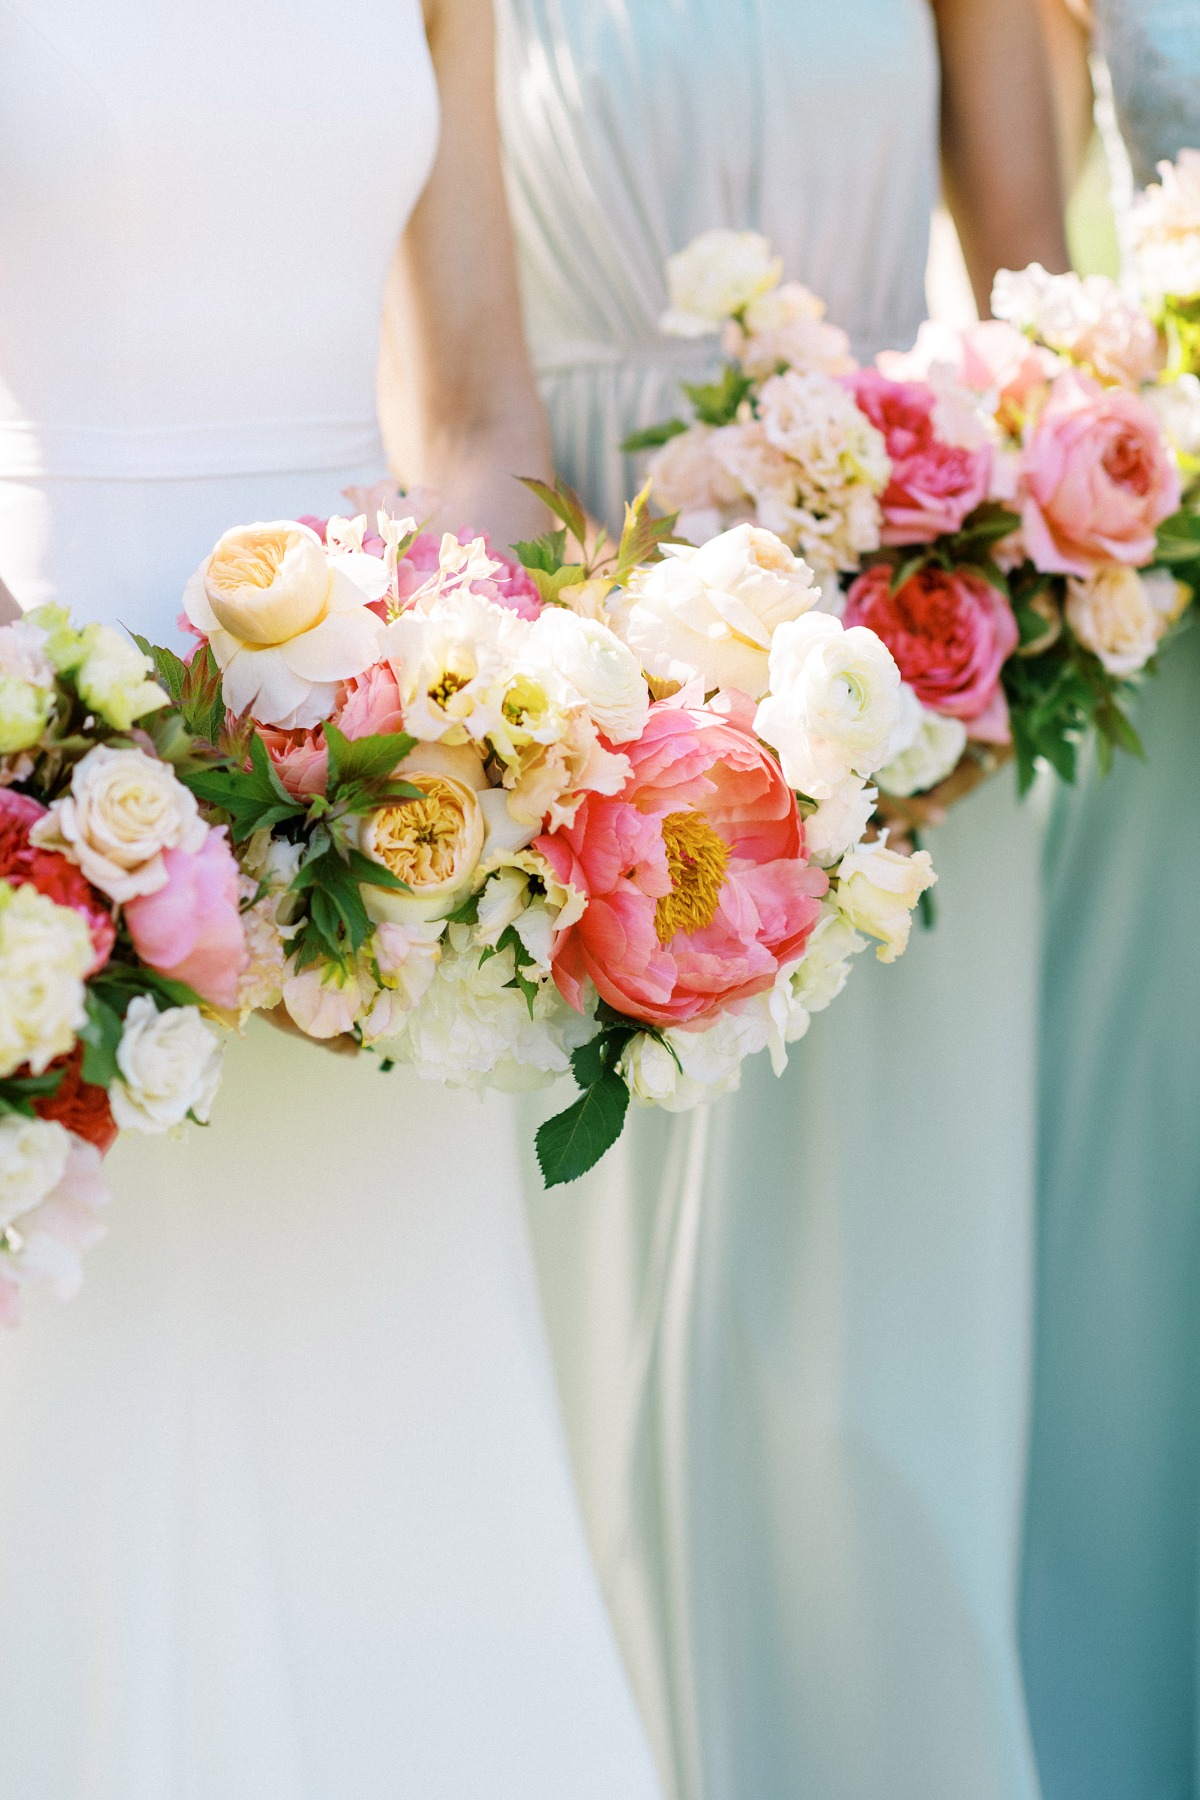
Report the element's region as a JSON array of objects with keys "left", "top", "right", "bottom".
[
  {"left": 844, "top": 563, "right": 1018, "bottom": 741},
  {"left": 124, "top": 828, "right": 248, "bottom": 1008},
  {"left": 258, "top": 661, "right": 405, "bottom": 798},
  {"left": 1018, "top": 369, "right": 1182, "bottom": 575},
  {"left": 846, "top": 370, "right": 991, "bottom": 544},
  {"left": 0, "top": 788, "right": 115, "bottom": 973},
  {"left": 538, "top": 693, "right": 827, "bottom": 1028}
]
